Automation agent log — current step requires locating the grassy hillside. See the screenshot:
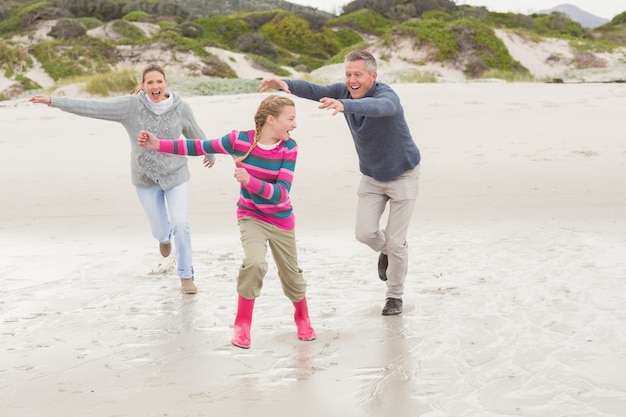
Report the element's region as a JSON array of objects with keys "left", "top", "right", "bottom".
[{"left": 1, "top": 0, "right": 625, "bottom": 100}]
